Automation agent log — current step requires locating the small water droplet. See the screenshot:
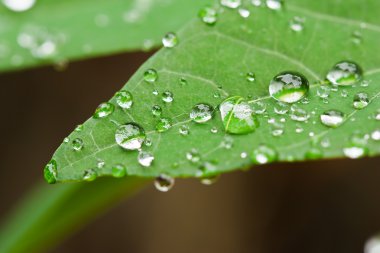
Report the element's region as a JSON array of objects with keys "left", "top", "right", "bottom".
[
  {"left": 361, "top": 80, "right": 370, "bottom": 87},
  {"left": 72, "top": 138, "right": 84, "bottom": 151},
  {"left": 186, "top": 149, "right": 201, "bottom": 163},
  {"left": 251, "top": 101, "right": 267, "bottom": 114},
  {"left": 179, "top": 125, "right": 190, "bottom": 135},
  {"left": 144, "top": 68, "right": 158, "bottom": 83},
  {"left": 2, "top": 0, "right": 35, "bottom": 12},
  {"left": 246, "top": 72, "right": 256, "bottom": 82},
  {"left": 317, "top": 85, "right": 330, "bottom": 98},
  {"left": 162, "top": 32, "right": 178, "bottom": 48},
  {"left": 320, "top": 137, "right": 331, "bottom": 148},
  {"left": 112, "top": 164, "right": 126, "bottom": 178},
  {"left": 162, "top": 90, "right": 174, "bottom": 103},
  {"left": 144, "top": 138, "right": 152, "bottom": 147},
  {"left": 211, "top": 127, "right": 218, "bottom": 133},
  {"left": 93, "top": 102, "right": 114, "bottom": 118},
  {"left": 343, "top": 146, "right": 368, "bottom": 159},
  {"left": 44, "top": 159, "right": 57, "bottom": 184},
  {"left": 222, "top": 136, "right": 234, "bottom": 149},
  {"left": 340, "top": 90, "right": 348, "bottom": 97},
  {"left": 251, "top": 144, "right": 278, "bottom": 164},
  {"left": 154, "top": 174, "right": 175, "bottom": 192},
  {"left": 290, "top": 105, "right": 310, "bottom": 122},
  {"left": 295, "top": 124, "right": 304, "bottom": 133},
  {"left": 115, "top": 90, "right": 133, "bottom": 109},
  {"left": 63, "top": 137, "right": 70, "bottom": 144},
  {"left": 152, "top": 89, "right": 159, "bottom": 96},
  {"left": 179, "top": 77, "right": 187, "bottom": 86},
  {"left": 274, "top": 101, "right": 289, "bottom": 115},
  {"left": 156, "top": 117, "right": 172, "bottom": 132},
  {"left": 326, "top": 61, "right": 363, "bottom": 86},
  {"left": 240, "top": 152, "right": 248, "bottom": 158},
  {"left": 266, "top": 0, "right": 283, "bottom": 10},
  {"left": 198, "top": 6, "right": 218, "bottom": 25},
  {"left": 200, "top": 175, "right": 220, "bottom": 185},
  {"left": 97, "top": 159, "right": 105, "bottom": 169},
  {"left": 220, "top": 0, "right": 241, "bottom": 8},
  {"left": 83, "top": 169, "right": 97, "bottom": 181},
  {"left": 238, "top": 8, "right": 250, "bottom": 18},
  {"left": 269, "top": 71, "right": 309, "bottom": 103},
  {"left": 371, "top": 130, "right": 380, "bottom": 141},
  {"left": 353, "top": 92, "right": 369, "bottom": 109},
  {"left": 290, "top": 16, "right": 305, "bottom": 32},
  {"left": 115, "top": 123, "right": 146, "bottom": 150},
  {"left": 190, "top": 103, "right": 214, "bottom": 123},
  {"left": 320, "top": 110, "right": 345, "bottom": 128},
  {"left": 376, "top": 109, "right": 380, "bottom": 121},
  {"left": 138, "top": 151, "right": 154, "bottom": 167},
  {"left": 151, "top": 105, "right": 162, "bottom": 117},
  {"left": 213, "top": 91, "right": 221, "bottom": 98},
  {"left": 220, "top": 96, "right": 259, "bottom": 134},
  {"left": 271, "top": 122, "right": 284, "bottom": 137},
  {"left": 75, "top": 124, "right": 84, "bottom": 132}
]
